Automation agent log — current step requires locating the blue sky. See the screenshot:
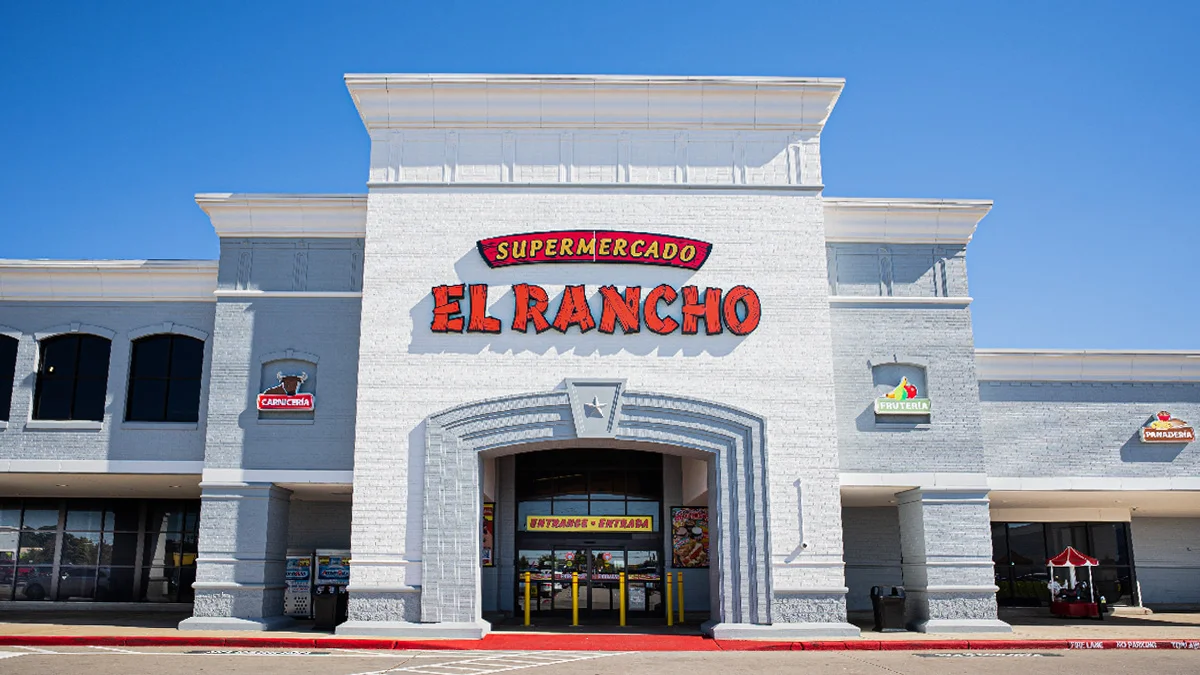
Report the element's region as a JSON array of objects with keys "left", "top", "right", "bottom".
[{"left": 1, "top": 1, "right": 1197, "bottom": 350}]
